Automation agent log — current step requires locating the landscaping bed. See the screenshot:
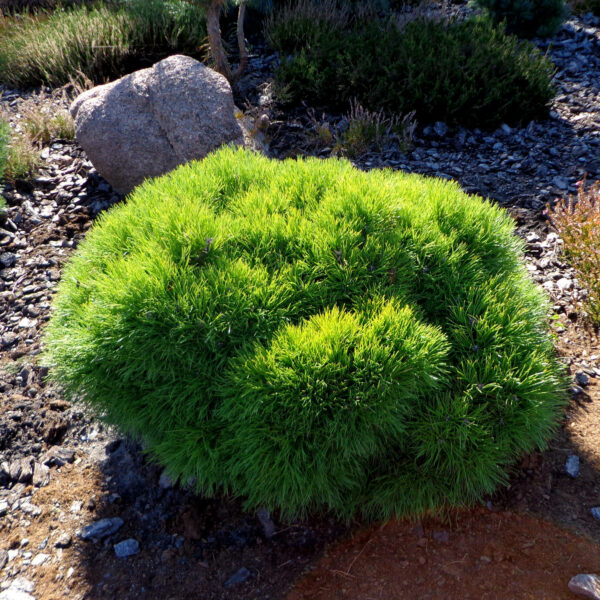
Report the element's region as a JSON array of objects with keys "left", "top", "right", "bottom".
[{"left": 1, "top": 4, "right": 600, "bottom": 600}]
